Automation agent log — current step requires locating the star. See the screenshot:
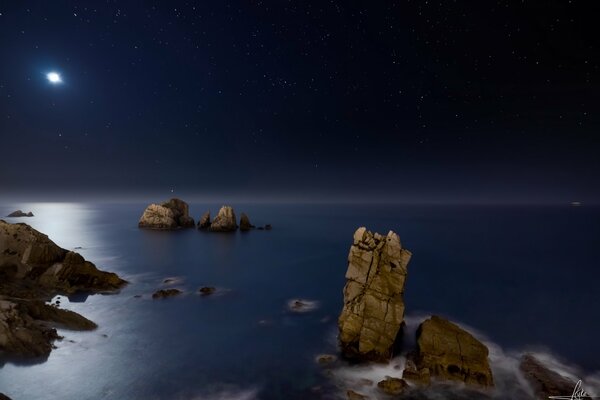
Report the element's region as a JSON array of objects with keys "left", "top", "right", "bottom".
[{"left": 47, "top": 72, "right": 62, "bottom": 84}]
